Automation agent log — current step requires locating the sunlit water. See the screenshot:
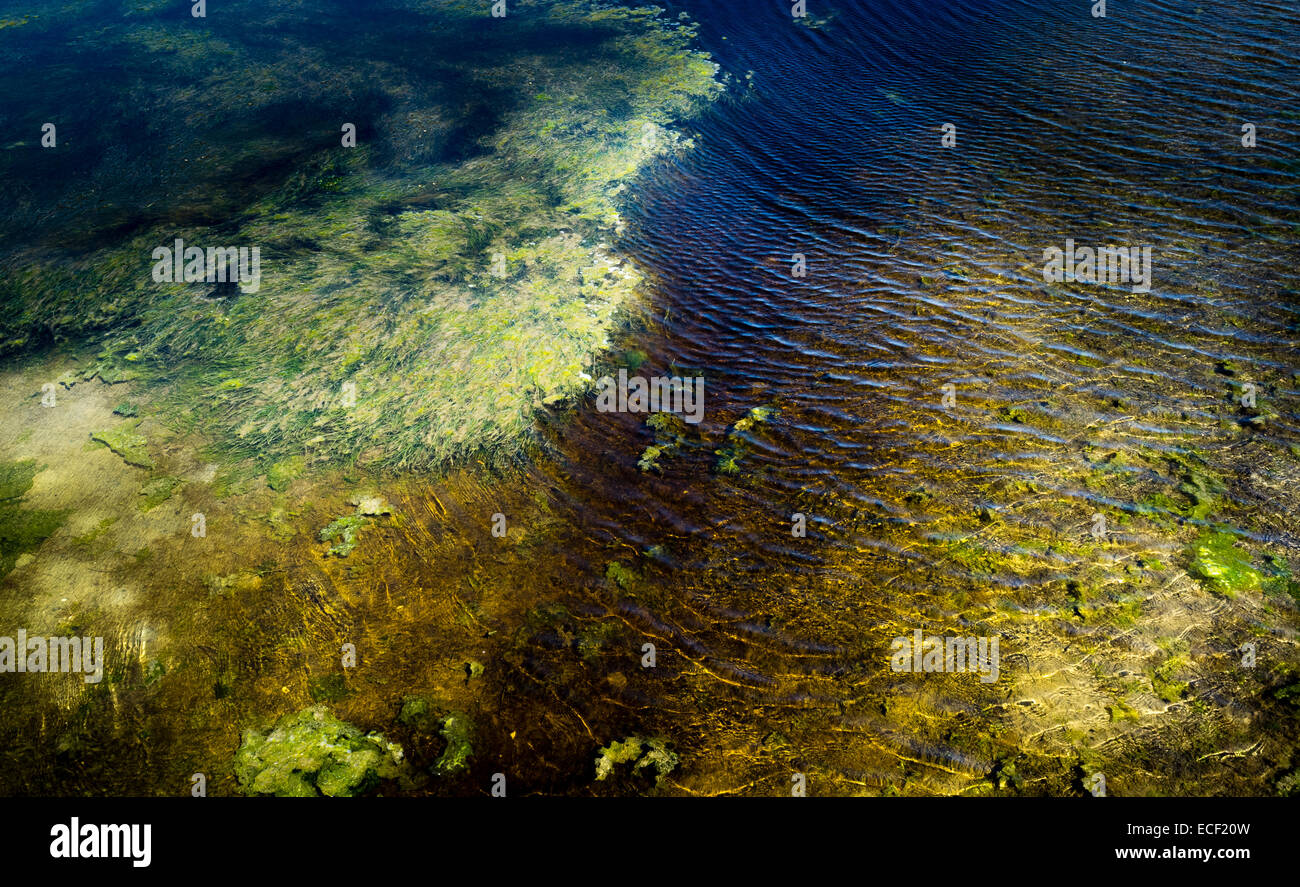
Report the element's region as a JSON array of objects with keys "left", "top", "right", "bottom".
[{"left": 1, "top": 0, "right": 1297, "bottom": 795}]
